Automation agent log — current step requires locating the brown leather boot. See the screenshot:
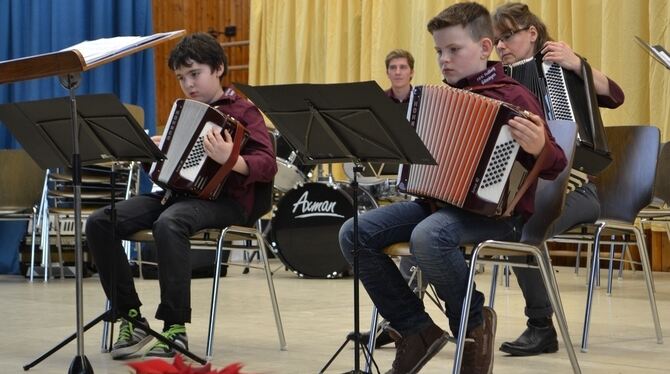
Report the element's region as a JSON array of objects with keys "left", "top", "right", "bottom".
[
  {"left": 461, "top": 306, "right": 497, "bottom": 374},
  {"left": 385, "top": 322, "right": 449, "bottom": 374}
]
